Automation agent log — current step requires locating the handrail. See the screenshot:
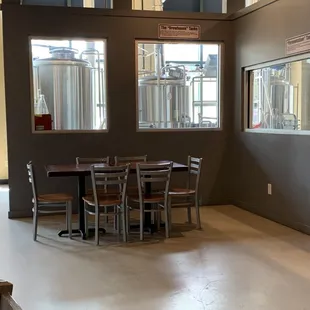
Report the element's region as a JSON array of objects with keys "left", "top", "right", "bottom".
[{"left": 0, "top": 281, "right": 22, "bottom": 310}]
